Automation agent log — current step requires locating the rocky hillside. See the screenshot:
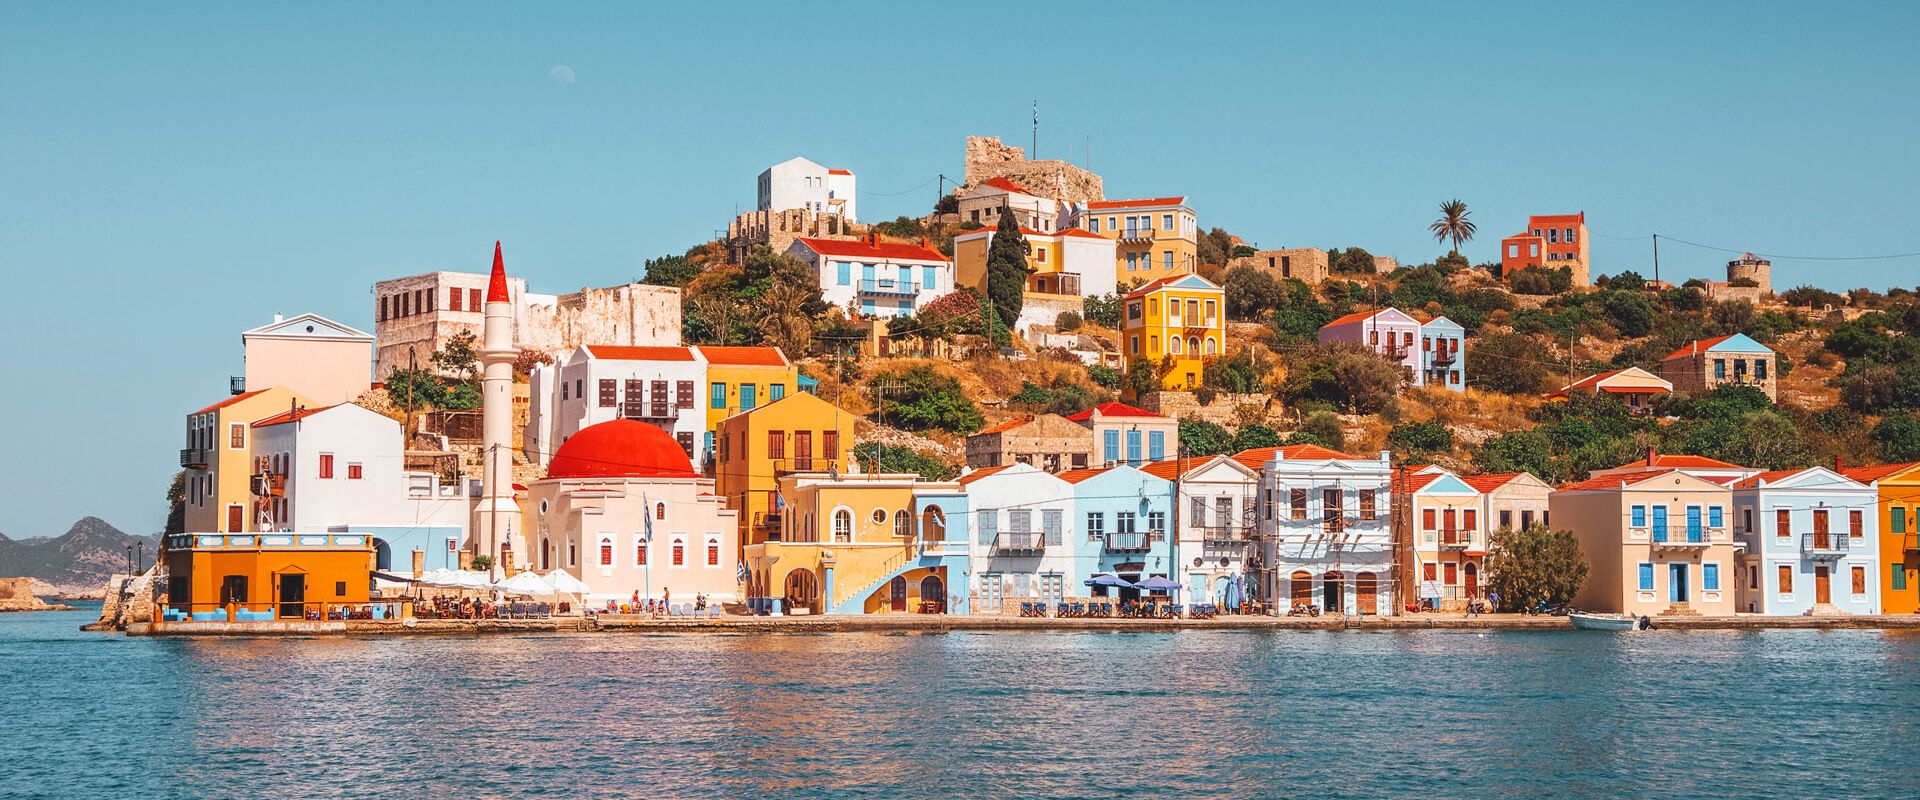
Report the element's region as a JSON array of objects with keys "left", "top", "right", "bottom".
[{"left": 0, "top": 517, "right": 159, "bottom": 595}]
